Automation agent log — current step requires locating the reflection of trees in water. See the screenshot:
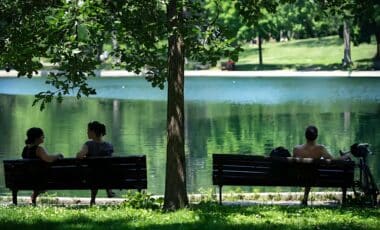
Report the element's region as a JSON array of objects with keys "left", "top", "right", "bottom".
[
  {"left": 205, "top": 103, "right": 308, "bottom": 155},
  {"left": 355, "top": 112, "right": 380, "bottom": 187},
  {"left": 0, "top": 95, "right": 17, "bottom": 191},
  {"left": 185, "top": 102, "right": 211, "bottom": 193},
  {"left": 200, "top": 102, "right": 380, "bottom": 191},
  {"left": 1, "top": 94, "right": 380, "bottom": 194},
  {"left": 114, "top": 100, "right": 167, "bottom": 194},
  {"left": 0, "top": 95, "right": 16, "bottom": 156},
  {"left": 112, "top": 100, "right": 121, "bottom": 150}
]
